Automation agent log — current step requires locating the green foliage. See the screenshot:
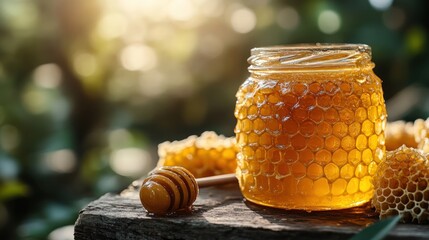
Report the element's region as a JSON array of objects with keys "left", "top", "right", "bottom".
[
  {"left": 350, "top": 215, "right": 402, "bottom": 240},
  {"left": 0, "top": 181, "right": 28, "bottom": 201}
]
